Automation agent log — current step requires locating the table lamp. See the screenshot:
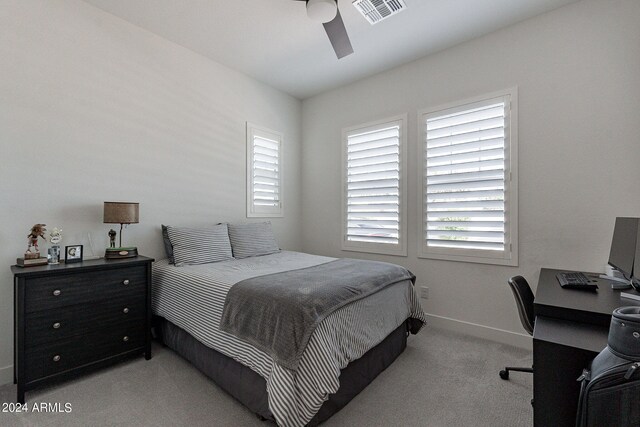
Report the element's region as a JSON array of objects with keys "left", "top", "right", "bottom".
[{"left": 103, "top": 201, "right": 139, "bottom": 259}]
